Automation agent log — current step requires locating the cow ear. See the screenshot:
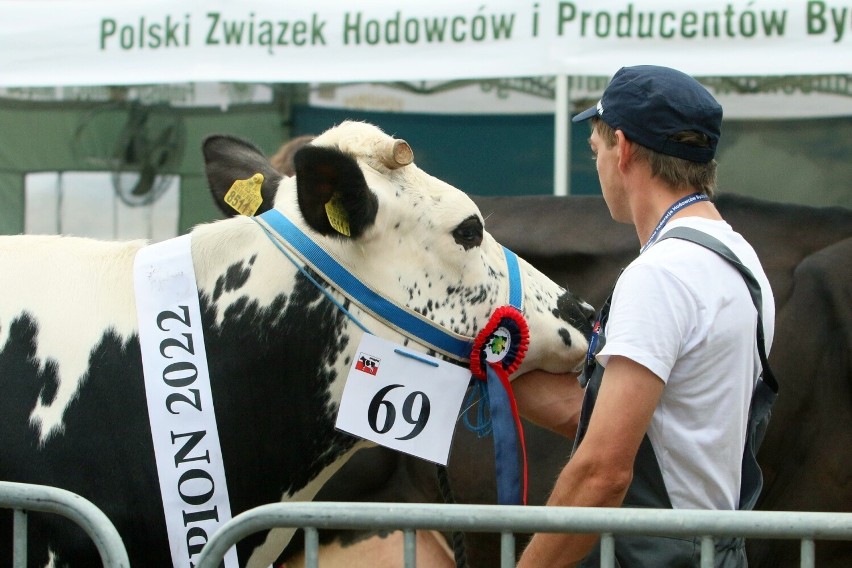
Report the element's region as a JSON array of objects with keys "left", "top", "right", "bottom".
[
  {"left": 203, "top": 135, "right": 283, "bottom": 217},
  {"left": 293, "top": 146, "right": 378, "bottom": 240}
]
